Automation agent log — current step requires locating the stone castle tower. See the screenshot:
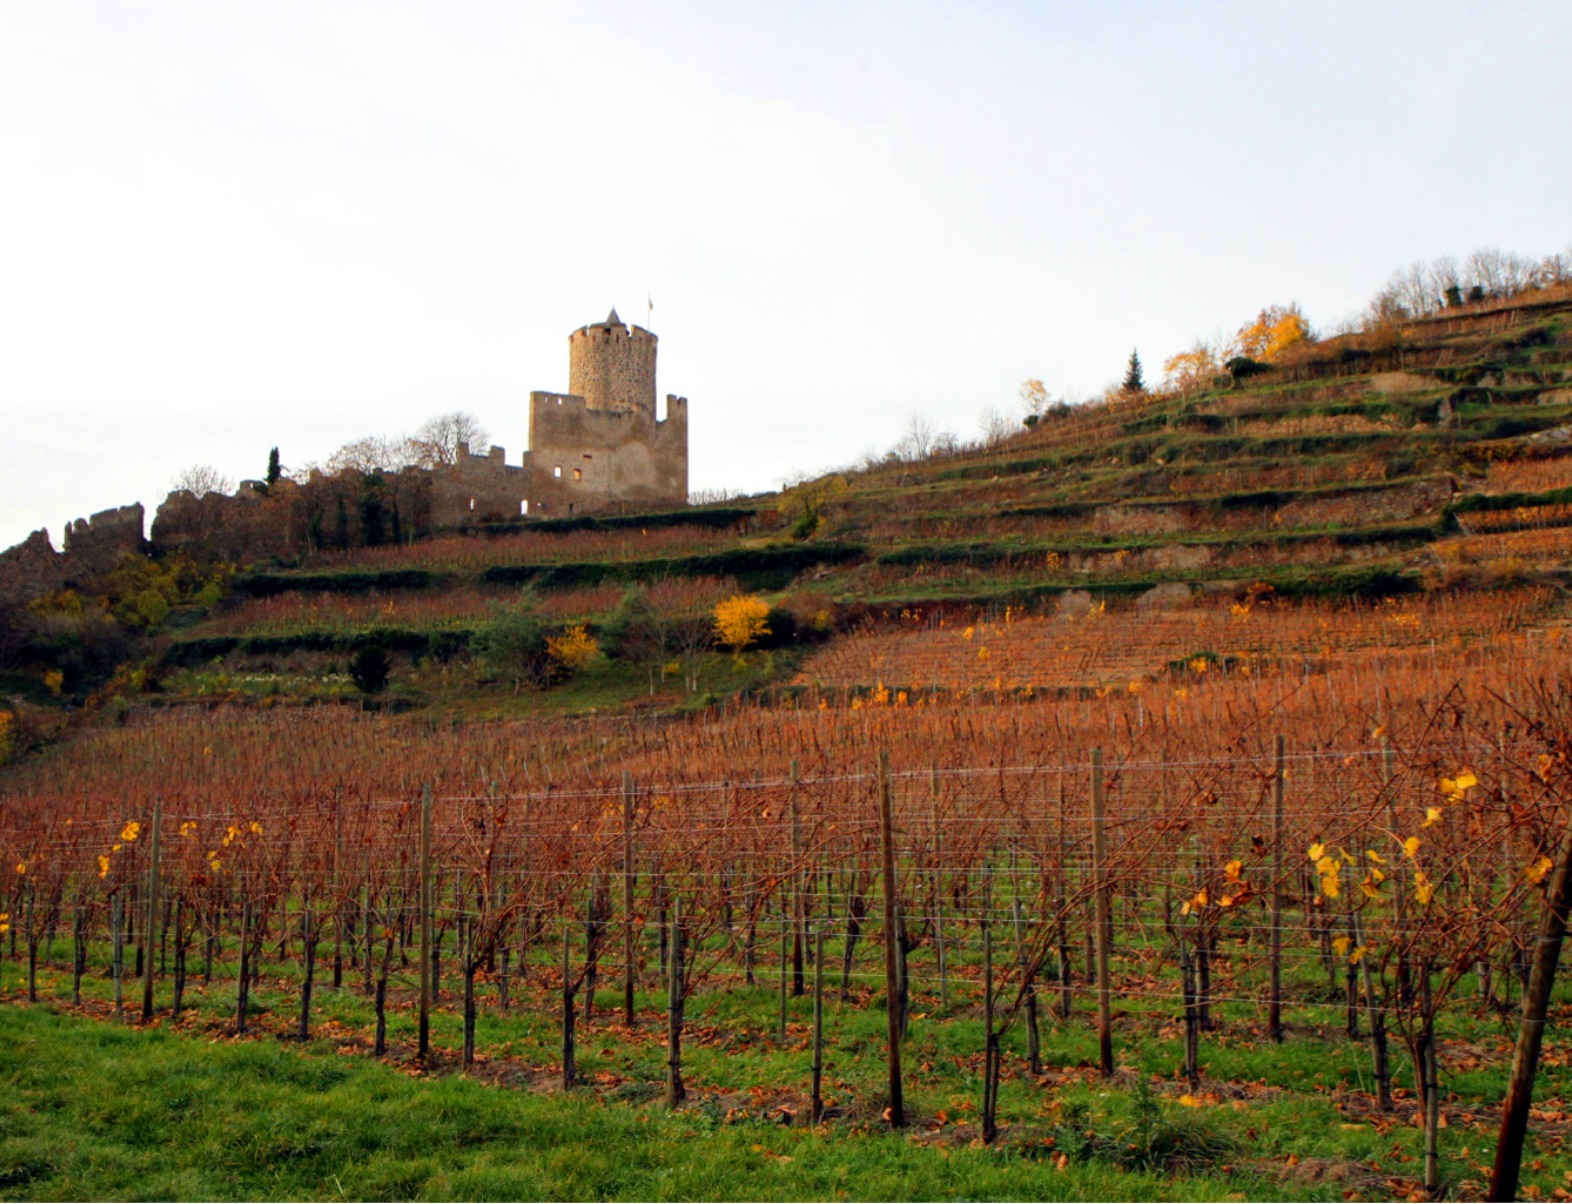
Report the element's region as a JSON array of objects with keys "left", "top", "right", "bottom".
[
  {"left": 407, "top": 308, "right": 689, "bottom": 527},
  {"left": 568, "top": 308, "right": 658, "bottom": 415},
  {"left": 520, "top": 309, "right": 688, "bottom": 515}
]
